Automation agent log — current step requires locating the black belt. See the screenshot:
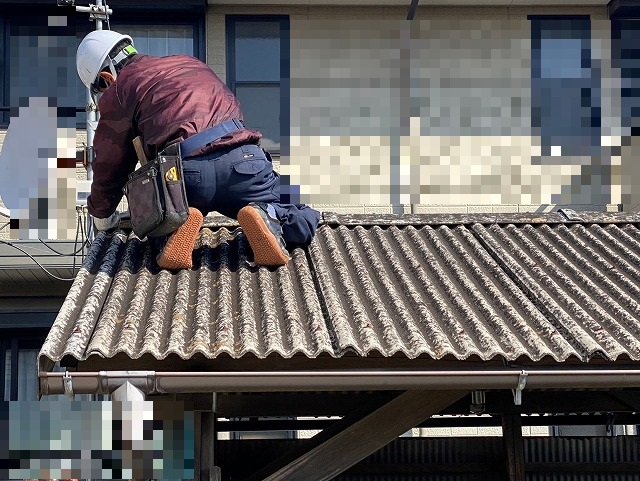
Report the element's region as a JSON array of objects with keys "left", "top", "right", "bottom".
[{"left": 173, "top": 118, "right": 245, "bottom": 159}]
